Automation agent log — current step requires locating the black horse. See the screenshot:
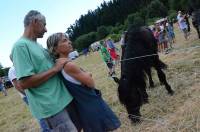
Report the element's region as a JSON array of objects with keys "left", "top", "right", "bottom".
[
  {"left": 113, "top": 26, "right": 174, "bottom": 123},
  {"left": 120, "top": 37, "right": 166, "bottom": 89}
]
